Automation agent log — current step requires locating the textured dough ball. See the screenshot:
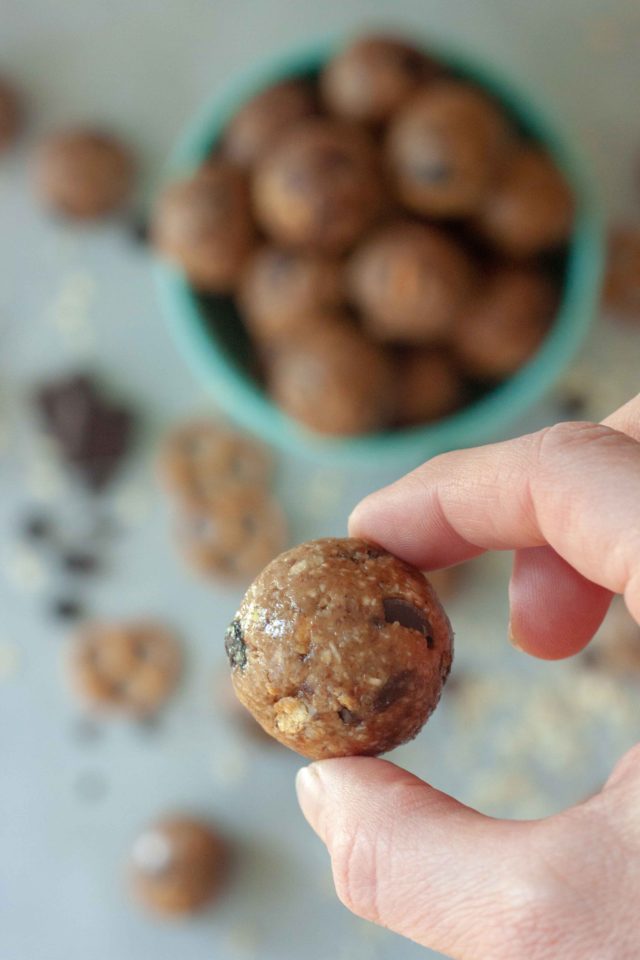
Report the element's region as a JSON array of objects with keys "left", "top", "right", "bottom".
[
  {"left": 321, "top": 35, "right": 438, "bottom": 124},
  {"left": 452, "top": 266, "right": 557, "bottom": 379},
  {"left": 395, "top": 349, "right": 463, "bottom": 425},
  {"left": 225, "top": 537, "right": 453, "bottom": 759},
  {"left": 252, "top": 118, "right": 383, "bottom": 252},
  {"left": 476, "top": 146, "right": 574, "bottom": 257},
  {"left": 222, "top": 79, "right": 317, "bottom": 168},
  {"left": 34, "top": 129, "right": 134, "bottom": 220},
  {"left": 130, "top": 816, "right": 226, "bottom": 917},
  {"left": 267, "top": 318, "right": 396, "bottom": 435},
  {"left": 239, "top": 246, "right": 344, "bottom": 341},
  {"left": 152, "top": 161, "right": 255, "bottom": 292},
  {"left": 387, "top": 81, "right": 513, "bottom": 217},
  {"left": 348, "top": 221, "right": 476, "bottom": 343},
  {"left": 602, "top": 226, "right": 640, "bottom": 320},
  {"left": 0, "top": 76, "right": 22, "bottom": 151}
]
